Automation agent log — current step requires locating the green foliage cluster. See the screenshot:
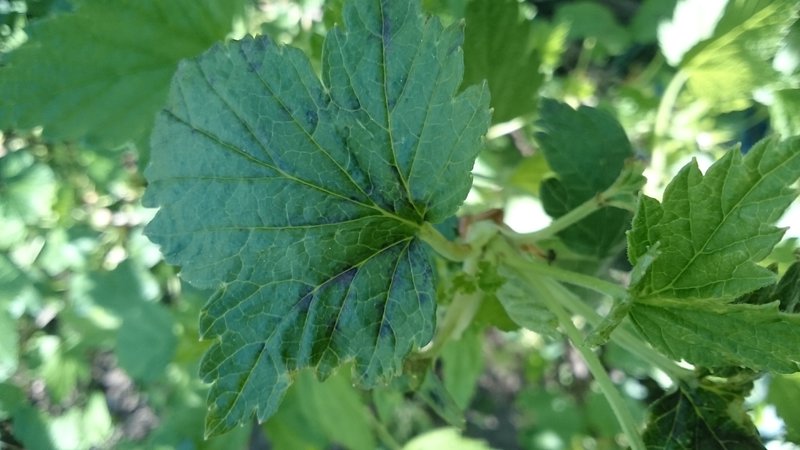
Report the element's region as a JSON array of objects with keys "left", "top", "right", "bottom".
[{"left": 1, "top": 0, "right": 800, "bottom": 449}]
